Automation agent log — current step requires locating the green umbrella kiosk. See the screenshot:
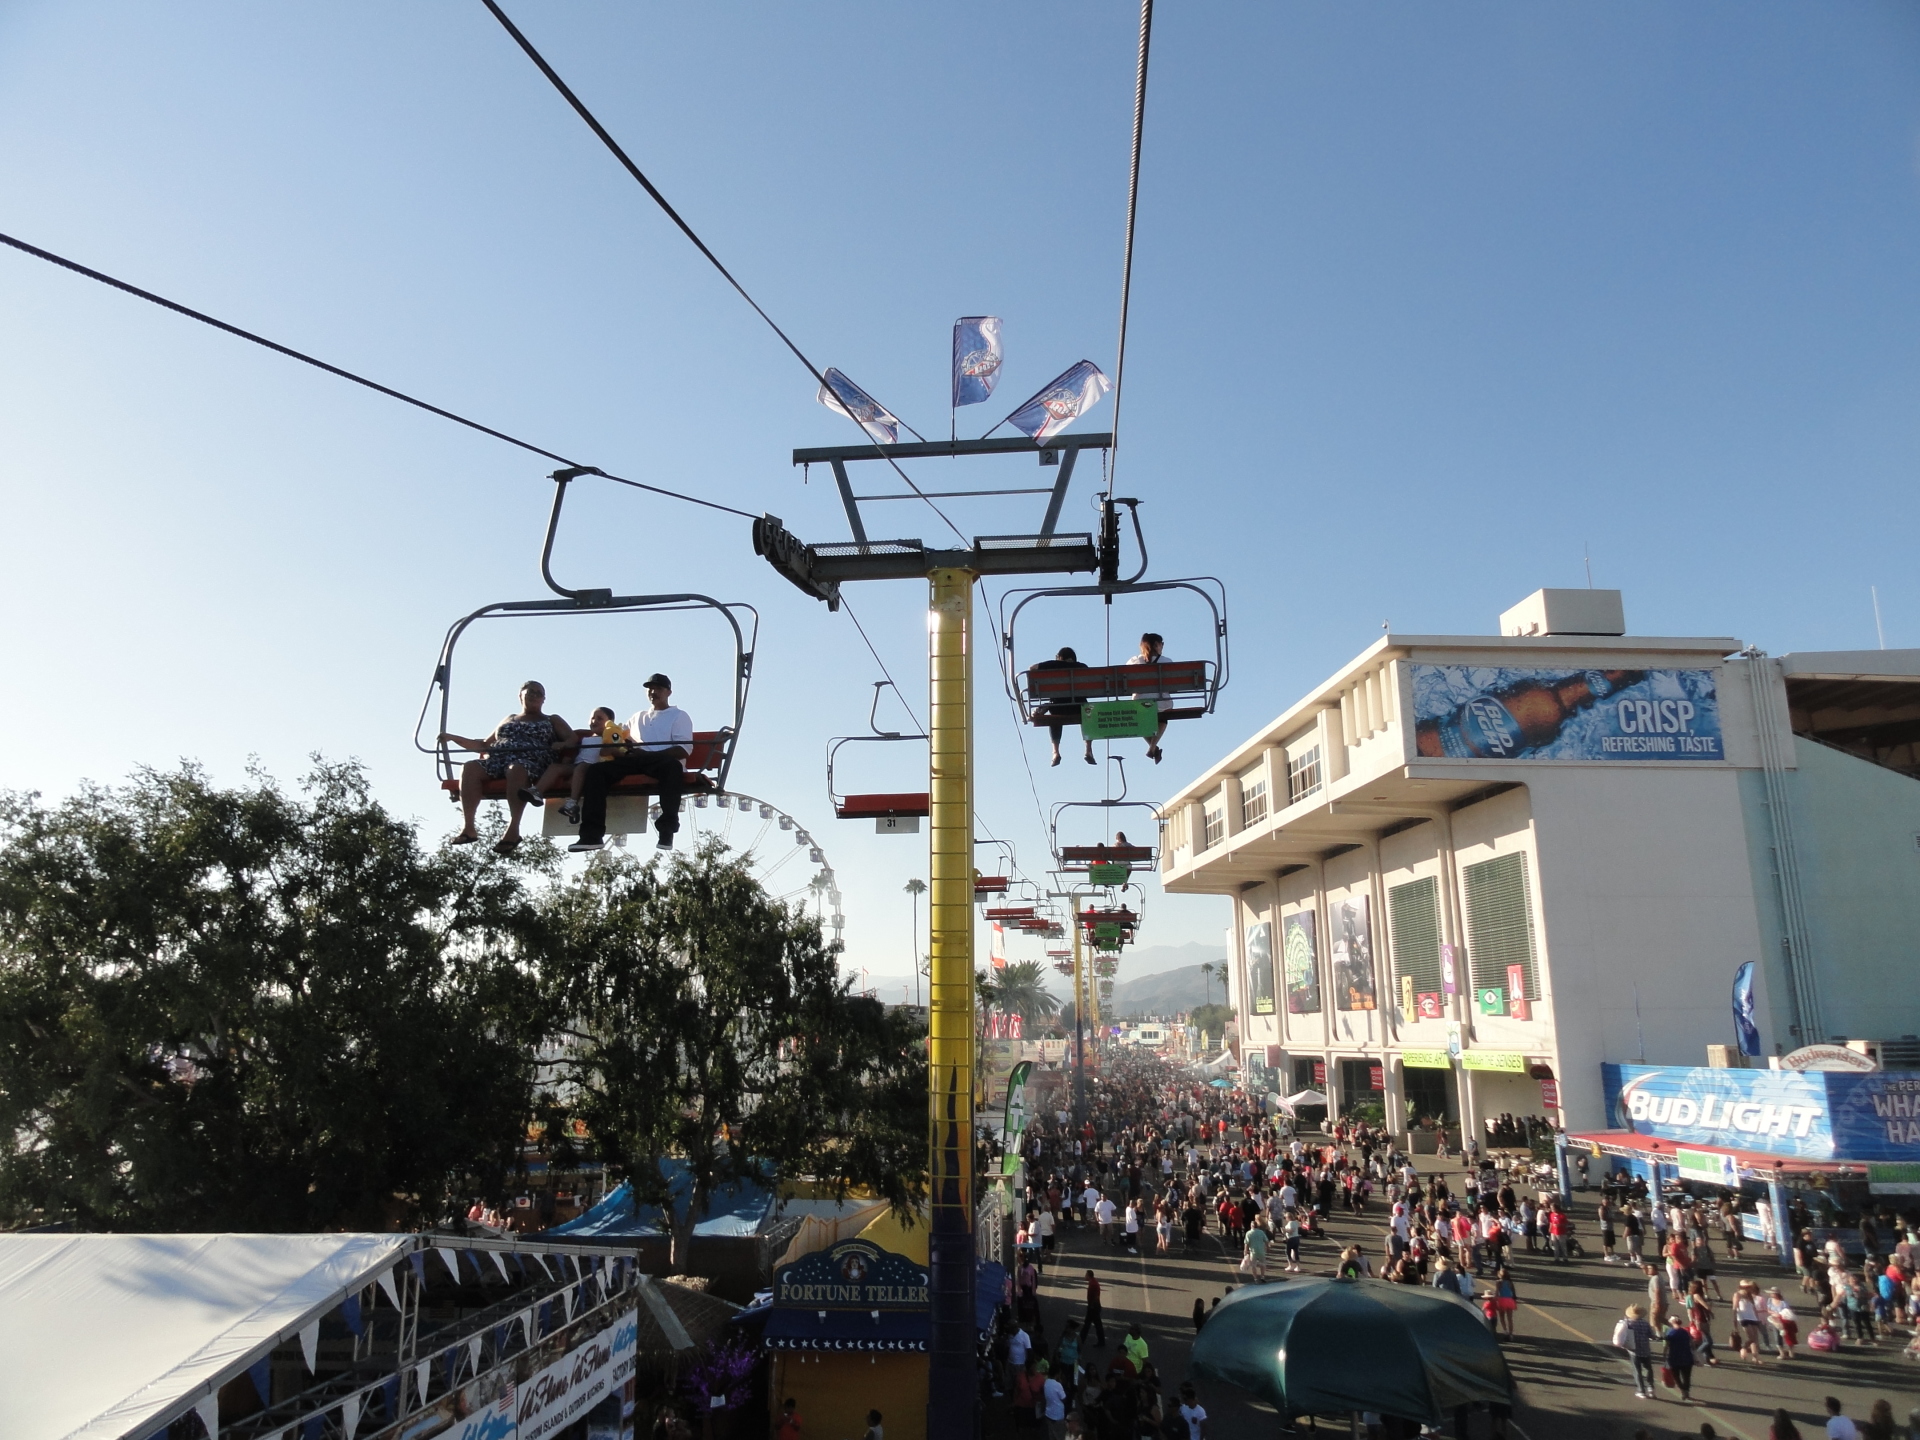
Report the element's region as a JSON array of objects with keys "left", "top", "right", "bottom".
[{"left": 1190, "top": 1278, "right": 1514, "bottom": 1430}]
